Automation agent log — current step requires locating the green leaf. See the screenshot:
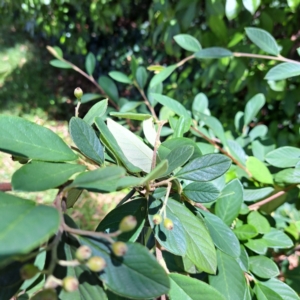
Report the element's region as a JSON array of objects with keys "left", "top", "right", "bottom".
[
  {"left": 249, "top": 256, "right": 279, "bottom": 279},
  {"left": 0, "top": 193, "right": 60, "bottom": 266},
  {"left": 225, "top": 0, "right": 239, "bottom": 20},
  {"left": 176, "top": 154, "right": 231, "bottom": 182},
  {"left": 245, "top": 27, "right": 279, "bottom": 55},
  {"left": 83, "top": 99, "right": 108, "bottom": 125},
  {"left": 85, "top": 52, "right": 96, "bottom": 75},
  {"left": 81, "top": 93, "right": 103, "bottom": 104},
  {"left": 234, "top": 224, "right": 258, "bottom": 240},
  {"left": 49, "top": 59, "right": 72, "bottom": 68},
  {"left": 148, "top": 197, "right": 187, "bottom": 256},
  {"left": 209, "top": 250, "right": 247, "bottom": 300},
  {"left": 167, "top": 199, "right": 217, "bottom": 273},
  {"left": 68, "top": 166, "right": 126, "bottom": 193},
  {"left": 242, "top": 0, "right": 261, "bottom": 14},
  {"left": 136, "top": 66, "right": 148, "bottom": 89},
  {"left": 120, "top": 101, "right": 143, "bottom": 113},
  {"left": 260, "top": 278, "right": 300, "bottom": 300},
  {"left": 169, "top": 273, "right": 225, "bottom": 300},
  {"left": 79, "top": 237, "right": 170, "bottom": 299},
  {"left": 265, "top": 62, "right": 300, "bottom": 81},
  {"left": 243, "top": 187, "right": 274, "bottom": 202},
  {"left": 94, "top": 118, "right": 141, "bottom": 173},
  {"left": 244, "top": 93, "right": 266, "bottom": 127},
  {"left": 262, "top": 228, "right": 293, "bottom": 249},
  {"left": 254, "top": 283, "right": 284, "bottom": 300},
  {"left": 149, "top": 65, "right": 177, "bottom": 88},
  {"left": 109, "top": 71, "right": 132, "bottom": 84},
  {"left": 266, "top": 147, "right": 300, "bottom": 168},
  {"left": 162, "top": 145, "right": 194, "bottom": 176},
  {"left": 96, "top": 198, "right": 147, "bottom": 242},
  {"left": 200, "top": 210, "right": 240, "bottom": 258},
  {"left": 215, "top": 179, "right": 243, "bottom": 225},
  {"left": 98, "top": 76, "right": 119, "bottom": 104},
  {"left": 107, "top": 118, "right": 153, "bottom": 173},
  {"left": 275, "top": 168, "right": 300, "bottom": 184},
  {"left": 173, "top": 34, "right": 202, "bottom": 52},
  {"left": 183, "top": 182, "right": 220, "bottom": 203},
  {"left": 246, "top": 156, "right": 273, "bottom": 184},
  {"left": 236, "top": 245, "right": 249, "bottom": 272},
  {"left": 110, "top": 112, "right": 152, "bottom": 121},
  {"left": 65, "top": 188, "right": 82, "bottom": 209},
  {"left": 143, "top": 160, "right": 168, "bottom": 183},
  {"left": 245, "top": 239, "right": 268, "bottom": 254},
  {"left": 0, "top": 115, "right": 77, "bottom": 162},
  {"left": 143, "top": 117, "right": 157, "bottom": 147},
  {"left": 69, "top": 117, "right": 104, "bottom": 165},
  {"left": 12, "top": 162, "right": 85, "bottom": 192},
  {"left": 195, "top": 47, "right": 233, "bottom": 59},
  {"left": 247, "top": 211, "right": 270, "bottom": 234}
]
